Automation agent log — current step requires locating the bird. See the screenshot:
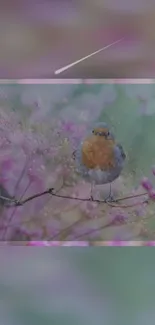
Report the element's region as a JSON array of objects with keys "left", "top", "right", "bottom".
[{"left": 73, "top": 122, "right": 126, "bottom": 201}]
